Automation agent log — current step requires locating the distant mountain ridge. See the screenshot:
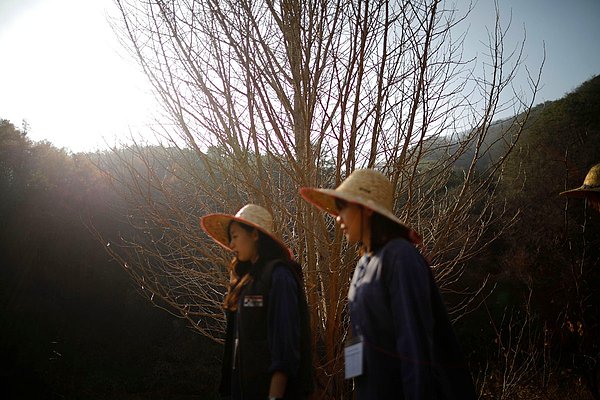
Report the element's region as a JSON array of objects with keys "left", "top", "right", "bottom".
[{"left": 429, "top": 74, "right": 600, "bottom": 173}]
